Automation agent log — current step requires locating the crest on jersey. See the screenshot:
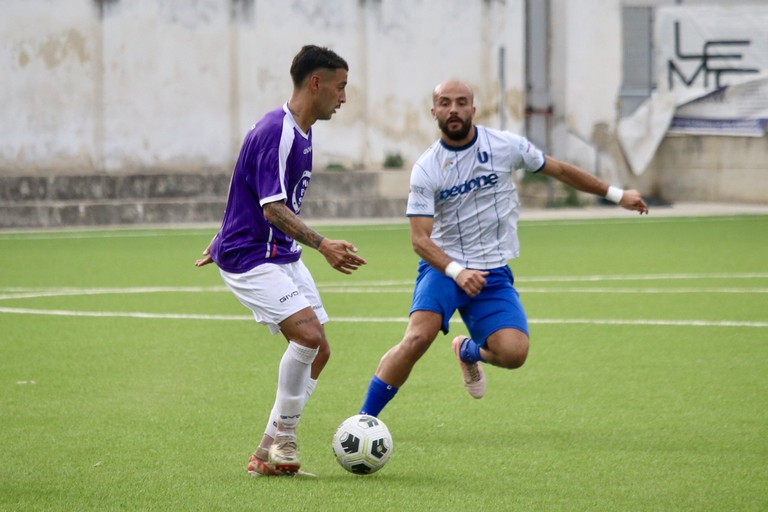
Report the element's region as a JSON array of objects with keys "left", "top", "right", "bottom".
[
  {"left": 477, "top": 150, "right": 489, "bottom": 163},
  {"left": 291, "top": 170, "right": 312, "bottom": 213}
]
